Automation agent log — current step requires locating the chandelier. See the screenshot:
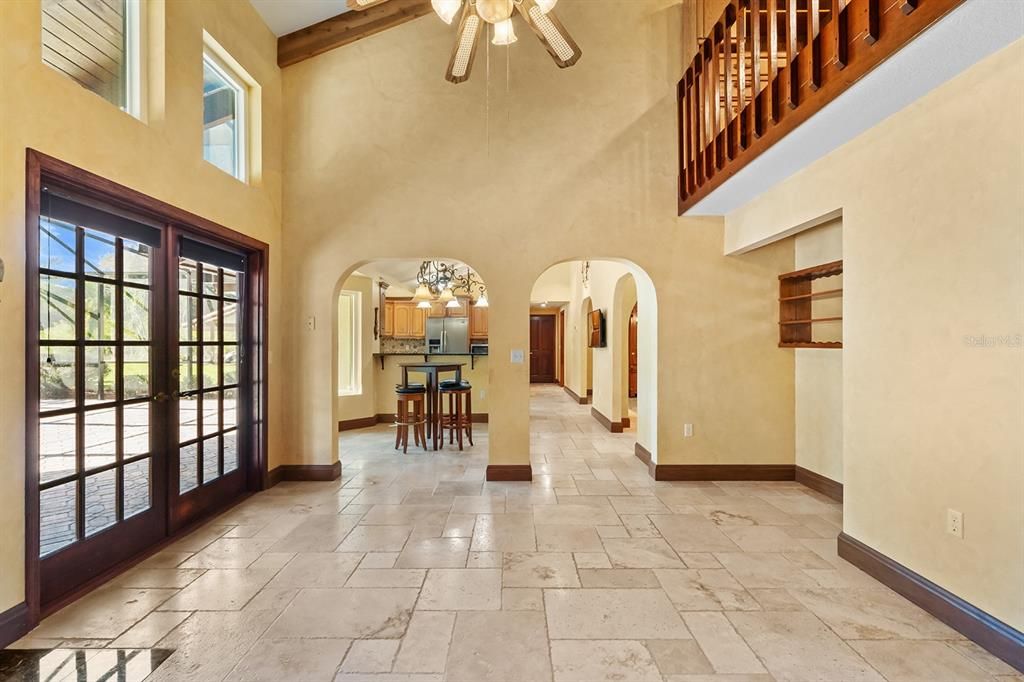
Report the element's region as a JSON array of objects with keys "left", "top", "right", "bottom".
[
  {"left": 345, "top": 0, "right": 582, "bottom": 84},
  {"left": 412, "top": 261, "right": 488, "bottom": 308}
]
